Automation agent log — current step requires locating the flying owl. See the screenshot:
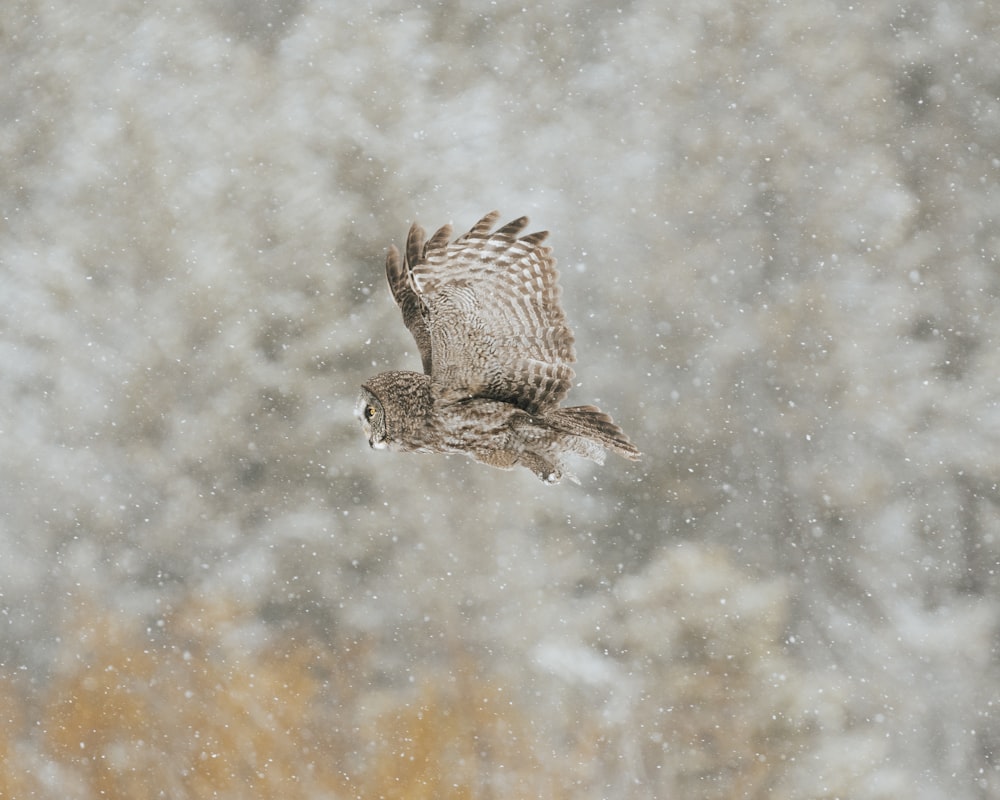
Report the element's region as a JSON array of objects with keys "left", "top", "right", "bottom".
[{"left": 357, "top": 211, "right": 641, "bottom": 483}]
